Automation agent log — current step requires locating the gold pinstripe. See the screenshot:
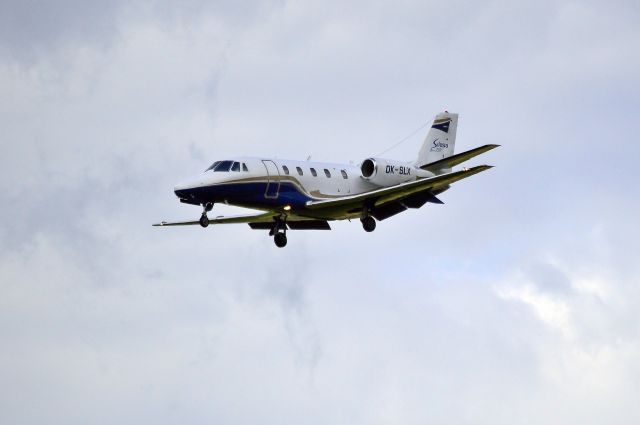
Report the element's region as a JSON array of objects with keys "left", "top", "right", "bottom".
[{"left": 206, "top": 175, "right": 344, "bottom": 200}]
